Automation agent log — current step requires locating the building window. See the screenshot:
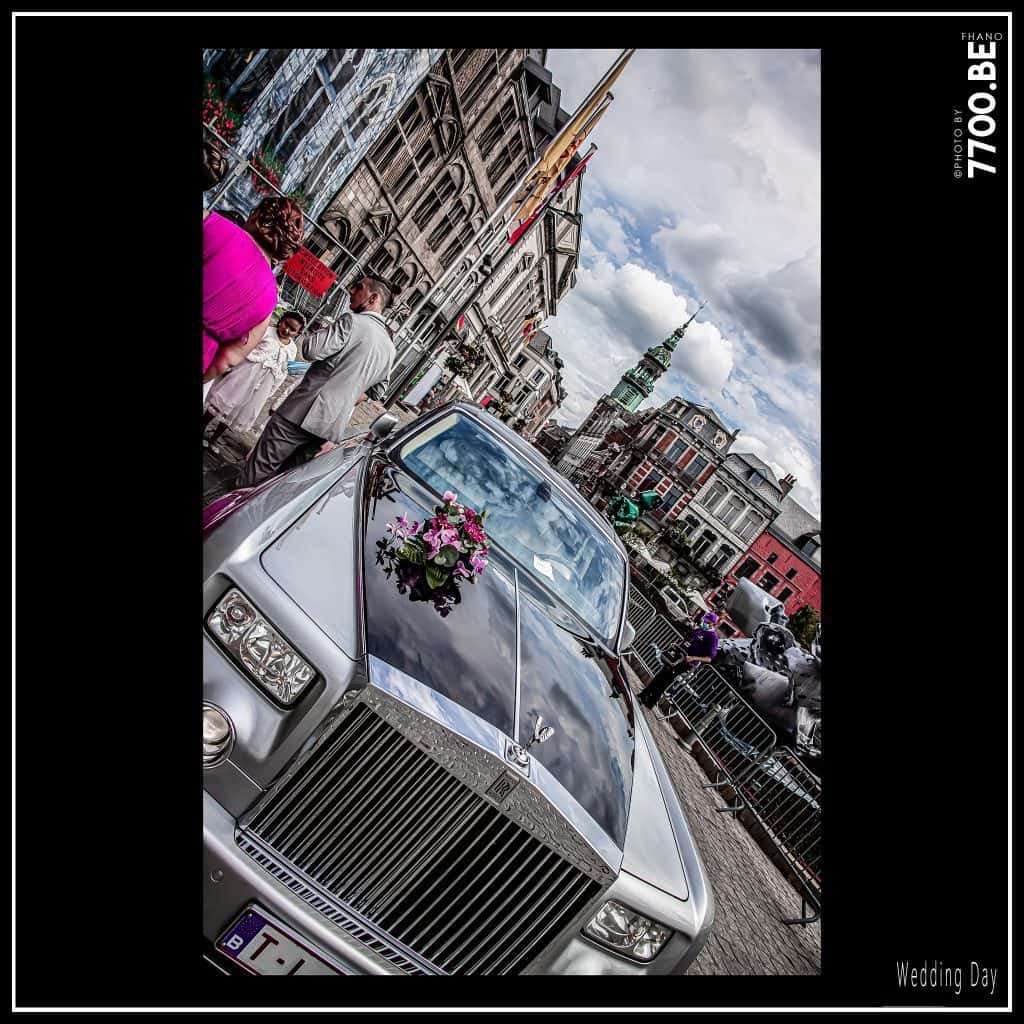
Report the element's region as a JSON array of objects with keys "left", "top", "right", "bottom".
[
  {"left": 682, "top": 514, "right": 700, "bottom": 536},
  {"left": 476, "top": 93, "right": 517, "bottom": 156},
  {"left": 410, "top": 167, "right": 462, "bottom": 231},
  {"left": 373, "top": 103, "right": 436, "bottom": 204},
  {"left": 800, "top": 536, "right": 821, "bottom": 557},
  {"left": 749, "top": 471, "right": 765, "bottom": 488},
  {"left": 778, "top": 587, "right": 793, "bottom": 604},
  {"left": 735, "top": 556, "right": 759, "bottom": 579},
  {"left": 719, "top": 495, "right": 745, "bottom": 529},
  {"left": 680, "top": 454, "right": 709, "bottom": 484},
  {"left": 486, "top": 125, "right": 527, "bottom": 199},
  {"left": 531, "top": 367, "right": 546, "bottom": 384},
  {"left": 637, "top": 470, "right": 663, "bottom": 493},
  {"left": 737, "top": 511, "right": 765, "bottom": 541},
  {"left": 700, "top": 480, "right": 727, "bottom": 513},
  {"left": 767, "top": 552, "right": 778, "bottom": 565},
  {"left": 461, "top": 51, "right": 500, "bottom": 111},
  {"left": 719, "top": 622, "right": 737, "bottom": 638},
  {"left": 709, "top": 544, "right": 735, "bottom": 571},
  {"left": 664, "top": 436, "right": 690, "bottom": 465},
  {"left": 691, "top": 531, "right": 716, "bottom": 560},
  {"left": 786, "top": 567, "right": 798, "bottom": 580},
  {"left": 215, "top": 48, "right": 291, "bottom": 111},
  {"left": 439, "top": 220, "right": 478, "bottom": 268},
  {"left": 514, "top": 354, "right": 527, "bottom": 369},
  {"left": 759, "top": 572, "right": 780, "bottom": 593},
  {"left": 656, "top": 485, "right": 682, "bottom": 519},
  {"left": 264, "top": 49, "right": 362, "bottom": 165}
]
